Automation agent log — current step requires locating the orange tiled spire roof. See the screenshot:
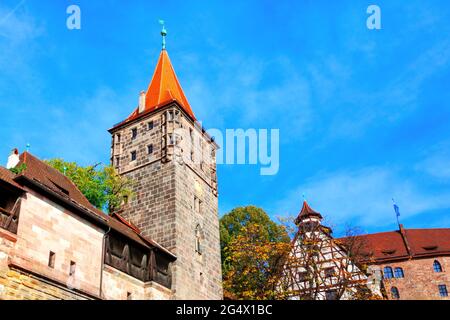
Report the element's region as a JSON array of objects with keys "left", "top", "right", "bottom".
[{"left": 143, "top": 49, "right": 196, "bottom": 120}]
